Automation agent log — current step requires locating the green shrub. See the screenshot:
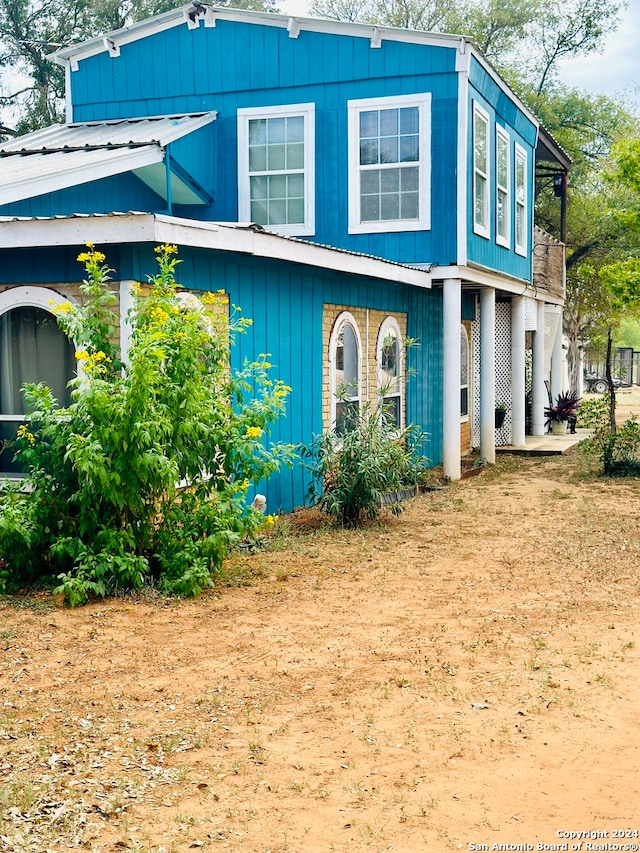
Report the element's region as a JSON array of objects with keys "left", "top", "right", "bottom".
[
  {"left": 0, "top": 243, "right": 293, "bottom": 602},
  {"left": 301, "top": 399, "right": 428, "bottom": 527},
  {"left": 578, "top": 394, "right": 640, "bottom": 476}
]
